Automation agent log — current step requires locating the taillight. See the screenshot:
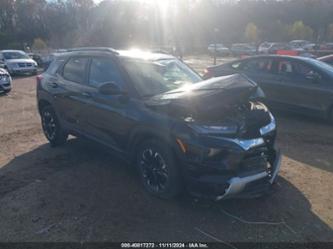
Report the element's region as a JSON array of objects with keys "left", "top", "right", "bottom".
[
  {"left": 36, "top": 74, "right": 43, "bottom": 86},
  {"left": 203, "top": 68, "right": 214, "bottom": 79}
]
